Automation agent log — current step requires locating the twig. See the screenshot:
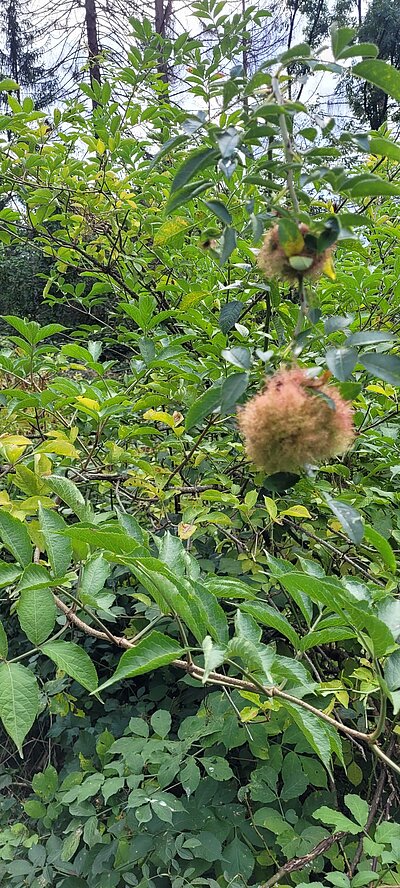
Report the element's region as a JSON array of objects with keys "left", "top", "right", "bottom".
[{"left": 259, "top": 832, "right": 347, "bottom": 888}]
